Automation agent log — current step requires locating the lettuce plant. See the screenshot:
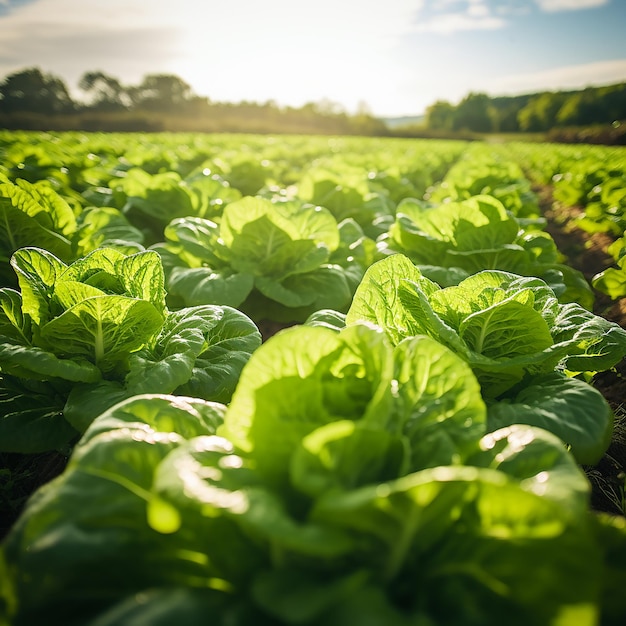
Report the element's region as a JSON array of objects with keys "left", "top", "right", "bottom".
[
  {"left": 2, "top": 326, "right": 622, "bottom": 625},
  {"left": 153, "top": 196, "right": 363, "bottom": 323},
  {"left": 592, "top": 234, "right": 626, "bottom": 299},
  {"left": 340, "top": 254, "right": 626, "bottom": 463},
  {"left": 0, "top": 246, "right": 261, "bottom": 452},
  {"left": 0, "top": 178, "right": 76, "bottom": 286},
  {"left": 381, "top": 194, "right": 593, "bottom": 307}
]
